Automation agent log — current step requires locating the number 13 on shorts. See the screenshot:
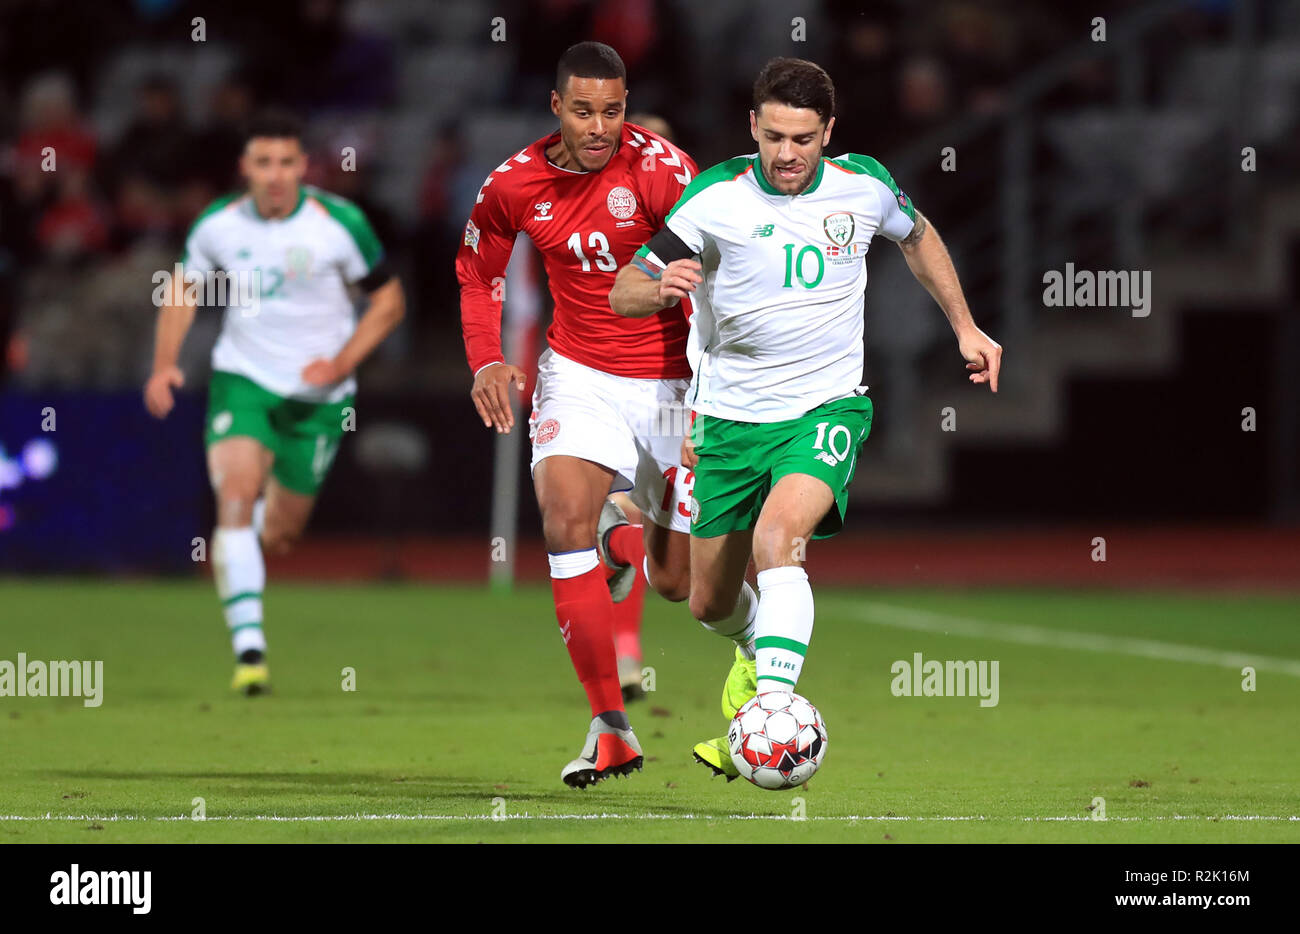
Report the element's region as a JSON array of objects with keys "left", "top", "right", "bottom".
[{"left": 661, "top": 465, "right": 696, "bottom": 520}]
